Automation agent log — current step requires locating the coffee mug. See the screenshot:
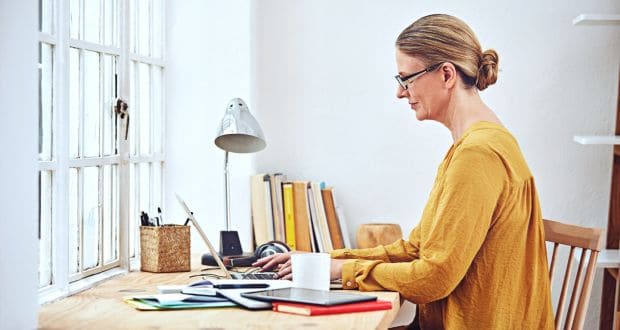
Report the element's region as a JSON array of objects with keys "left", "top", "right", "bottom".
[{"left": 291, "top": 253, "right": 331, "bottom": 291}]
